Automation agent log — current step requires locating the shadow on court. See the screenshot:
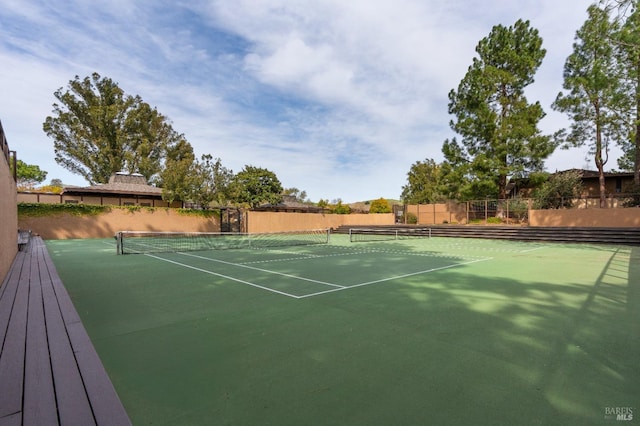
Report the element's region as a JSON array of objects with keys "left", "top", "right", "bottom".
[{"left": 47, "top": 239, "right": 640, "bottom": 426}]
